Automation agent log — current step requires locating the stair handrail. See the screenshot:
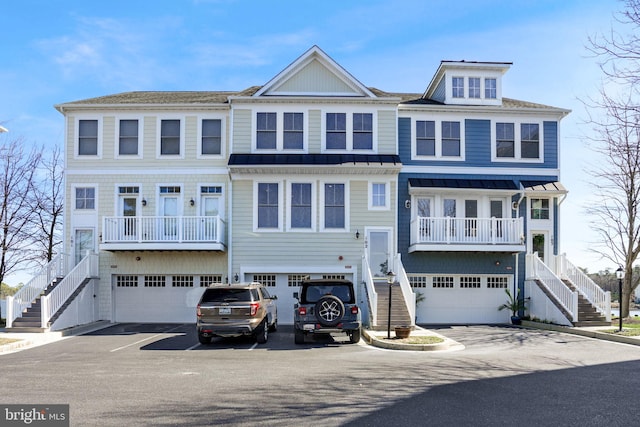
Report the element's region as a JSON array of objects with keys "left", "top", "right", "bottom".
[
  {"left": 40, "top": 251, "right": 98, "bottom": 328},
  {"left": 5, "top": 253, "right": 68, "bottom": 328},
  {"left": 527, "top": 253, "right": 579, "bottom": 322},
  {"left": 558, "top": 254, "right": 612, "bottom": 322},
  {"left": 362, "top": 255, "right": 377, "bottom": 327},
  {"left": 392, "top": 253, "right": 416, "bottom": 326}
]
